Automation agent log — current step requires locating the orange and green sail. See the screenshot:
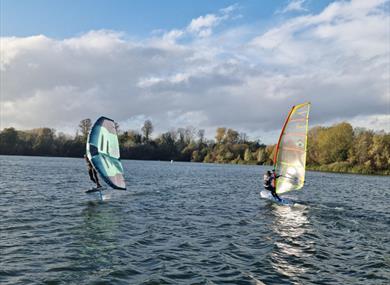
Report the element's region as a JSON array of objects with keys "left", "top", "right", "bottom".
[{"left": 274, "top": 103, "right": 310, "bottom": 194}]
